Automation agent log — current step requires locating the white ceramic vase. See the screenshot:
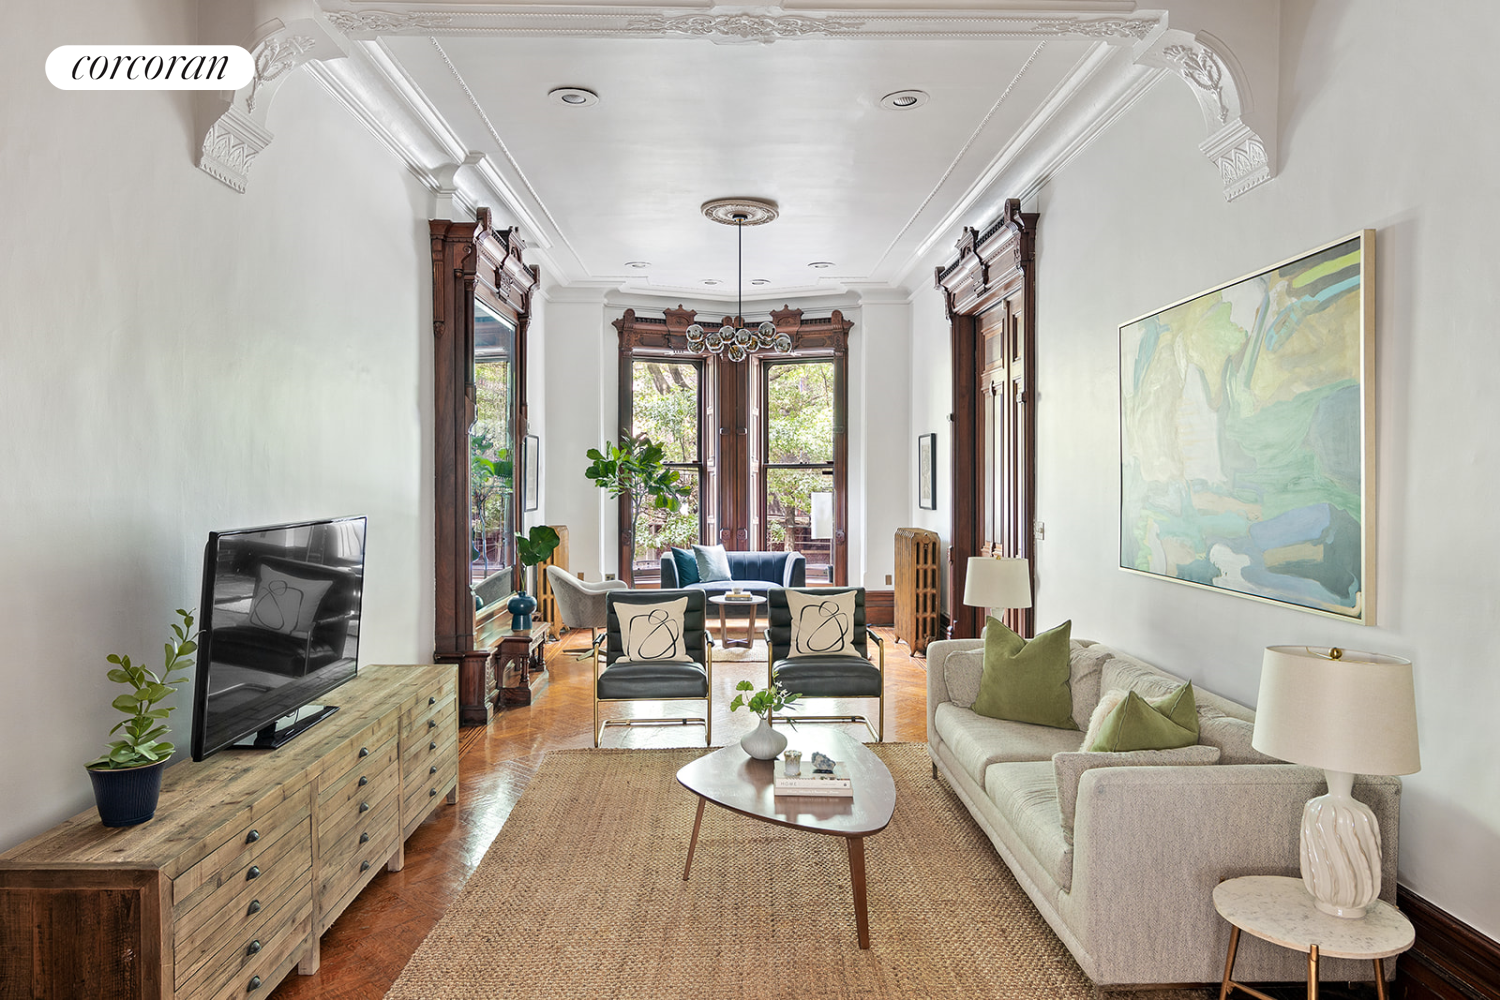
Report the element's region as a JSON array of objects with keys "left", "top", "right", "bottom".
[{"left": 740, "top": 716, "right": 788, "bottom": 760}]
